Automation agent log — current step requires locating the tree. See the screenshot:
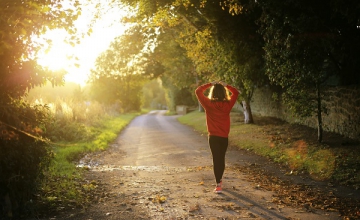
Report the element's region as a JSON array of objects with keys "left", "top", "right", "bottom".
[
  {"left": 0, "top": 0, "right": 81, "bottom": 130},
  {"left": 258, "top": 0, "right": 360, "bottom": 142},
  {"left": 122, "top": 17, "right": 199, "bottom": 111},
  {"left": 0, "top": 0, "right": 81, "bottom": 217},
  {"left": 89, "top": 26, "right": 147, "bottom": 112},
  {"left": 0, "top": 0, "right": 81, "bottom": 95},
  {"left": 119, "top": 0, "right": 268, "bottom": 123},
  {"left": 149, "top": 29, "right": 199, "bottom": 111},
  {"left": 142, "top": 79, "right": 167, "bottom": 109}
]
